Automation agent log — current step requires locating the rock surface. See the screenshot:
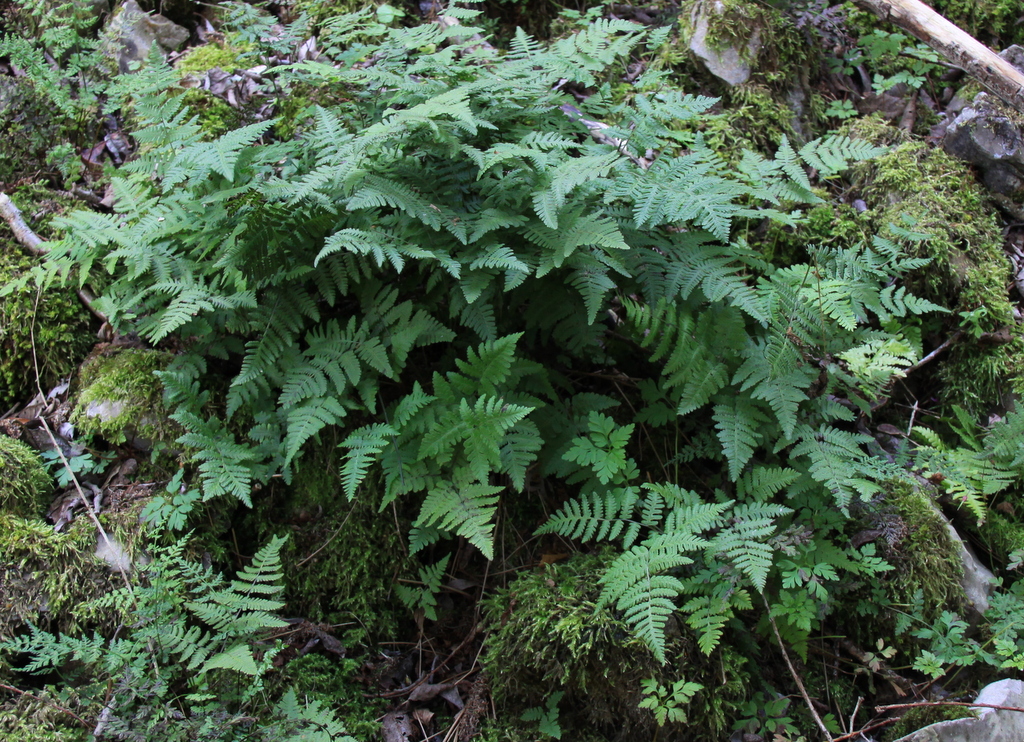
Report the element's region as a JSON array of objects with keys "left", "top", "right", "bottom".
[
  {"left": 894, "top": 680, "right": 1024, "bottom": 741},
  {"left": 943, "top": 93, "right": 1024, "bottom": 195},
  {"left": 685, "top": 0, "right": 762, "bottom": 86},
  {"left": 935, "top": 508, "right": 997, "bottom": 623},
  {"left": 106, "top": 0, "right": 189, "bottom": 73}
]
